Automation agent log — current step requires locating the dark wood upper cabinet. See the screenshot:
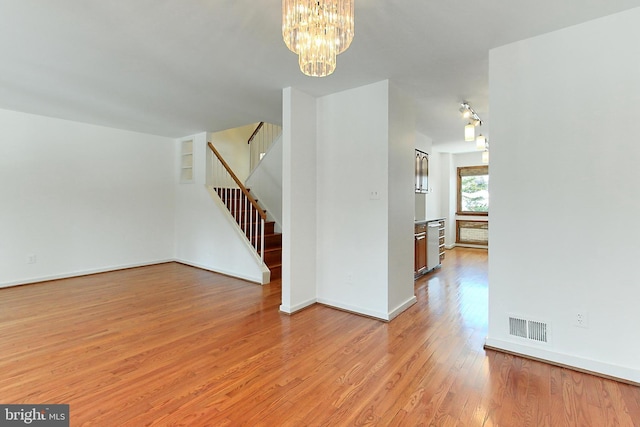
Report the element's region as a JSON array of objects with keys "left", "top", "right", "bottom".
[{"left": 415, "top": 149, "right": 428, "bottom": 193}]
